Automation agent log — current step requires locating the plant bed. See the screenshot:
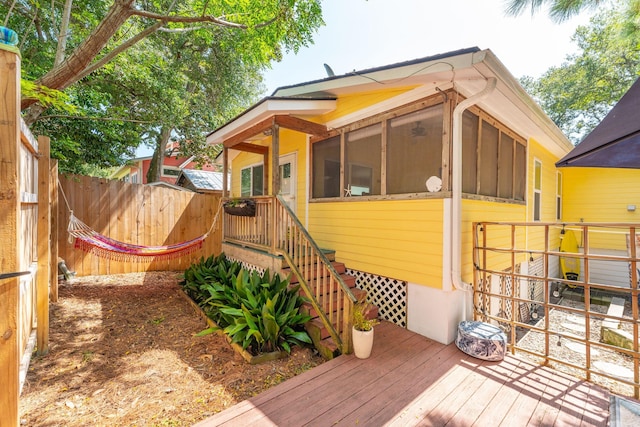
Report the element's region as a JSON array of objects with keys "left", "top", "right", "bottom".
[
  {"left": 178, "top": 289, "right": 288, "bottom": 364},
  {"left": 223, "top": 199, "right": 256, "bottom": 216},
  {"left": 180, "top": 253, "right": 313, "bottom": 361}
]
